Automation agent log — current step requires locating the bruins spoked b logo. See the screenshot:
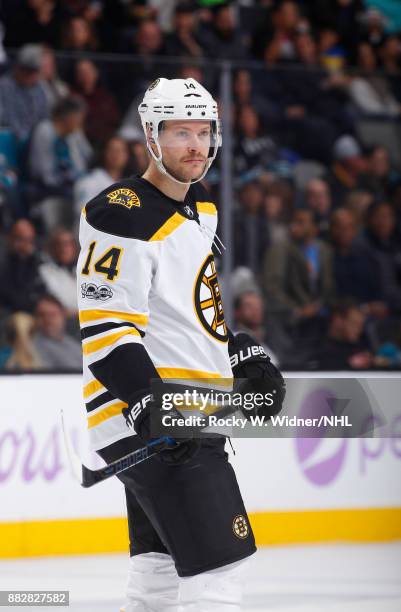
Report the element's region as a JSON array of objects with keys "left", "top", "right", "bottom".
[
  {"left": 194, "top": 254, "right": 228, "bottom": 342},
  {"left": 232, "top": 515, "right": 249, "bottom": 540}
]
